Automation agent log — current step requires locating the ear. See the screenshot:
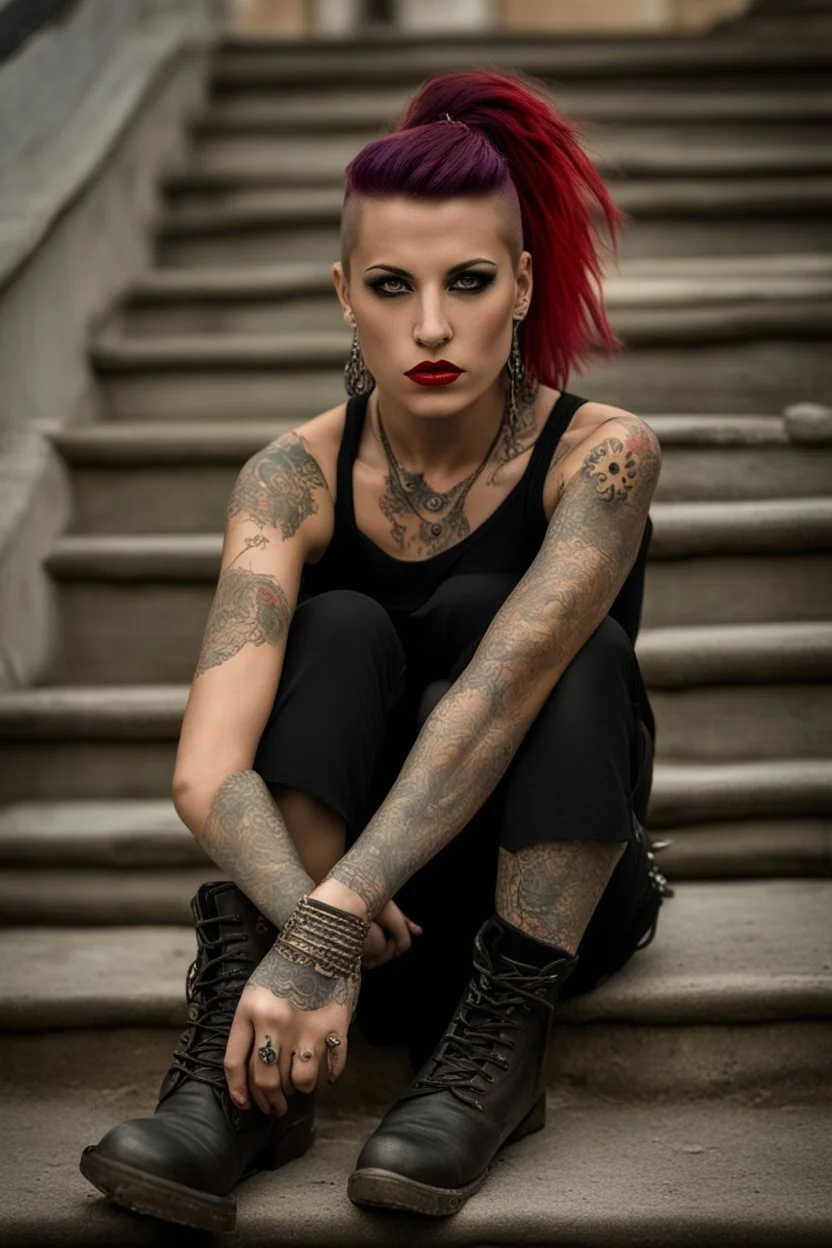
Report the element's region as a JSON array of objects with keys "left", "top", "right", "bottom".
[
  {"left": 332, "top": 262, "right": 355, "bottom": 326},
  {"left": 513, "top": 250, "right": 533, "bottom": 317}
]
